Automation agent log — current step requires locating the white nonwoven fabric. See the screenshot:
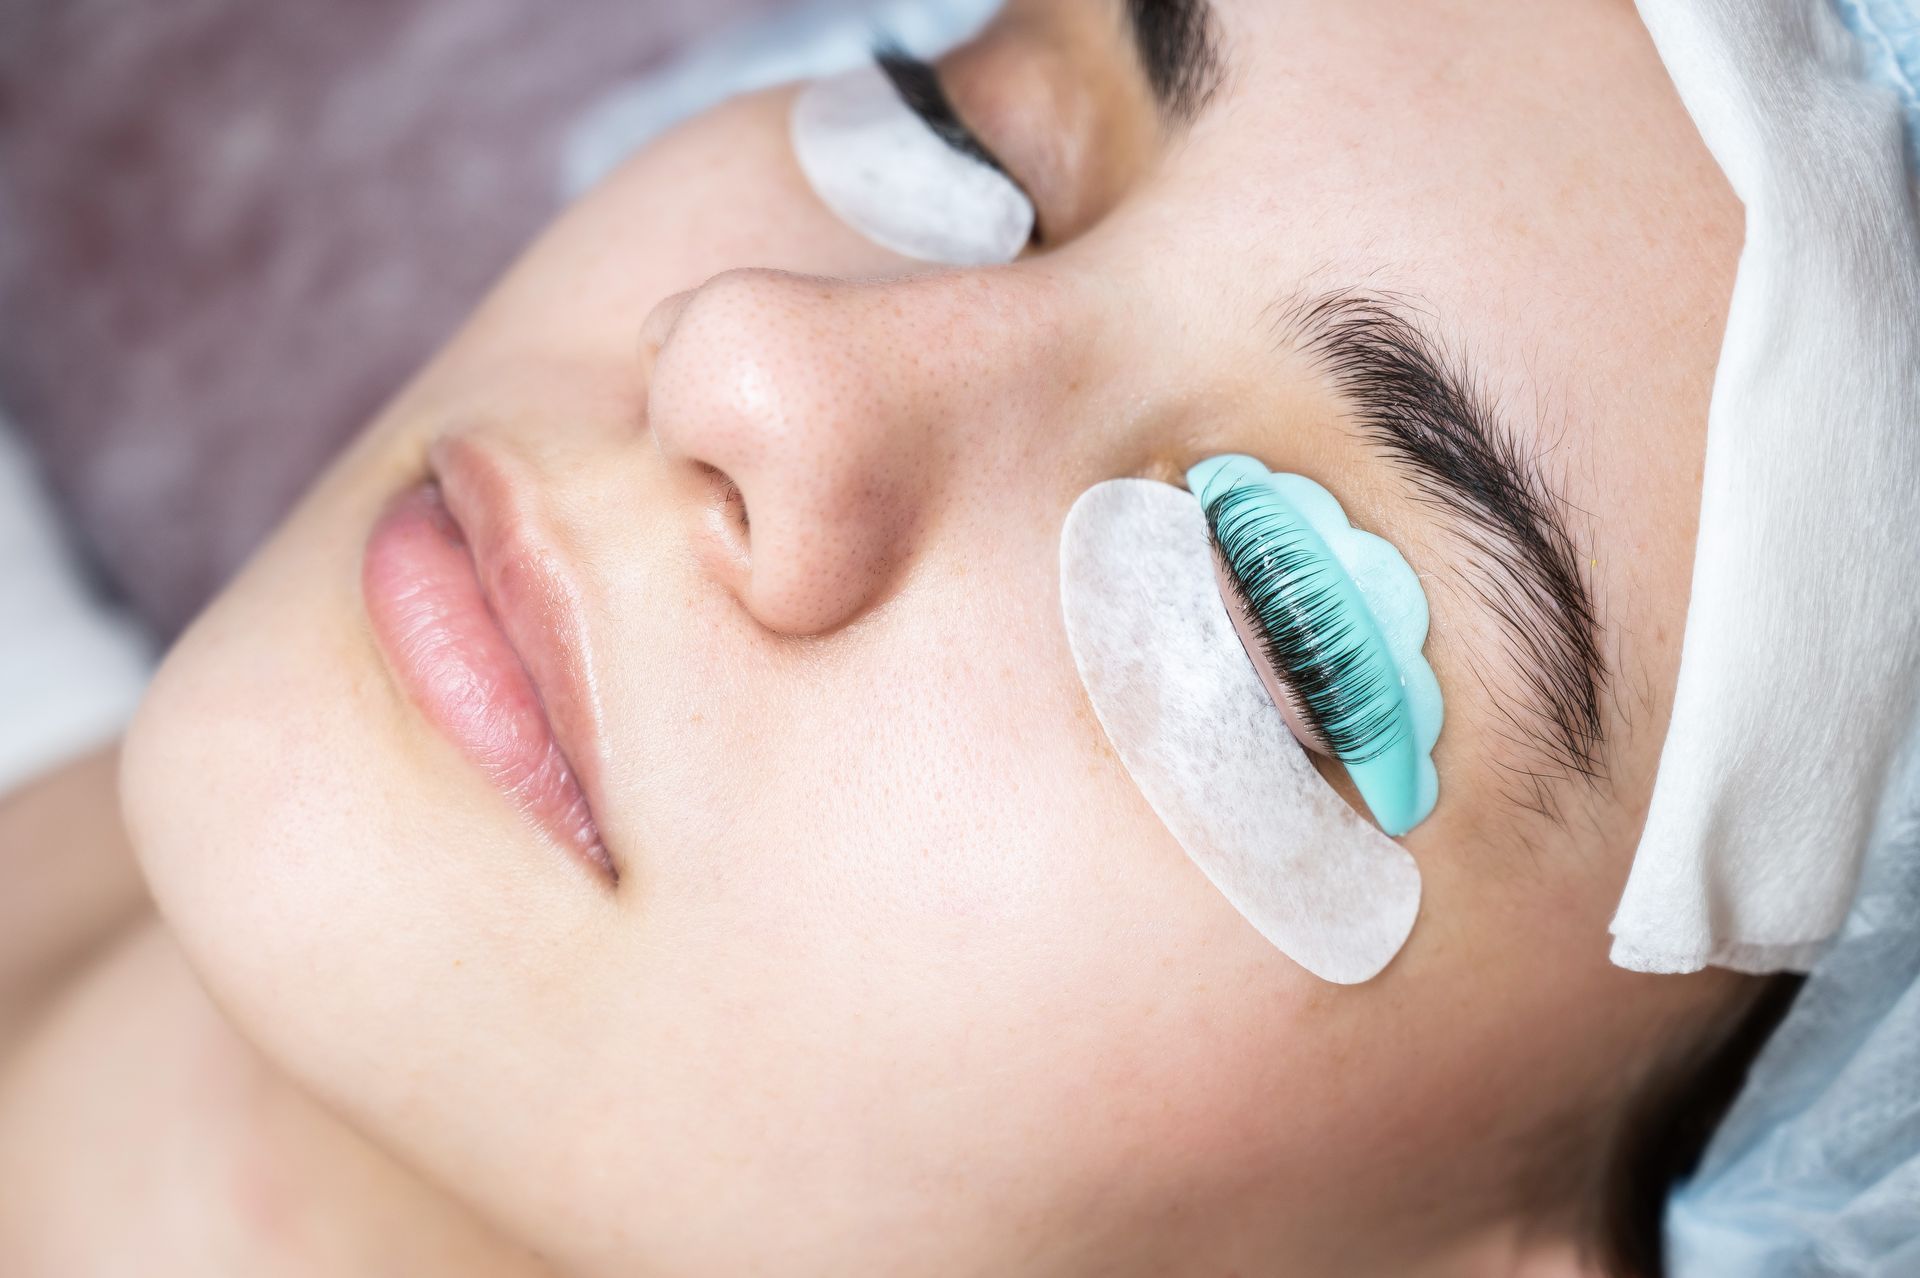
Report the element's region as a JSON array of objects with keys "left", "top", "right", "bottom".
[
  {"left": 1612, "top": 0, "right": 1920, "bottom": 974},
  {"left": 791, "top": 62, "right": 1033, "bottom": 266},
  {"left": 1060, "top": 479, "right": 1421, "bottom": 985}
]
